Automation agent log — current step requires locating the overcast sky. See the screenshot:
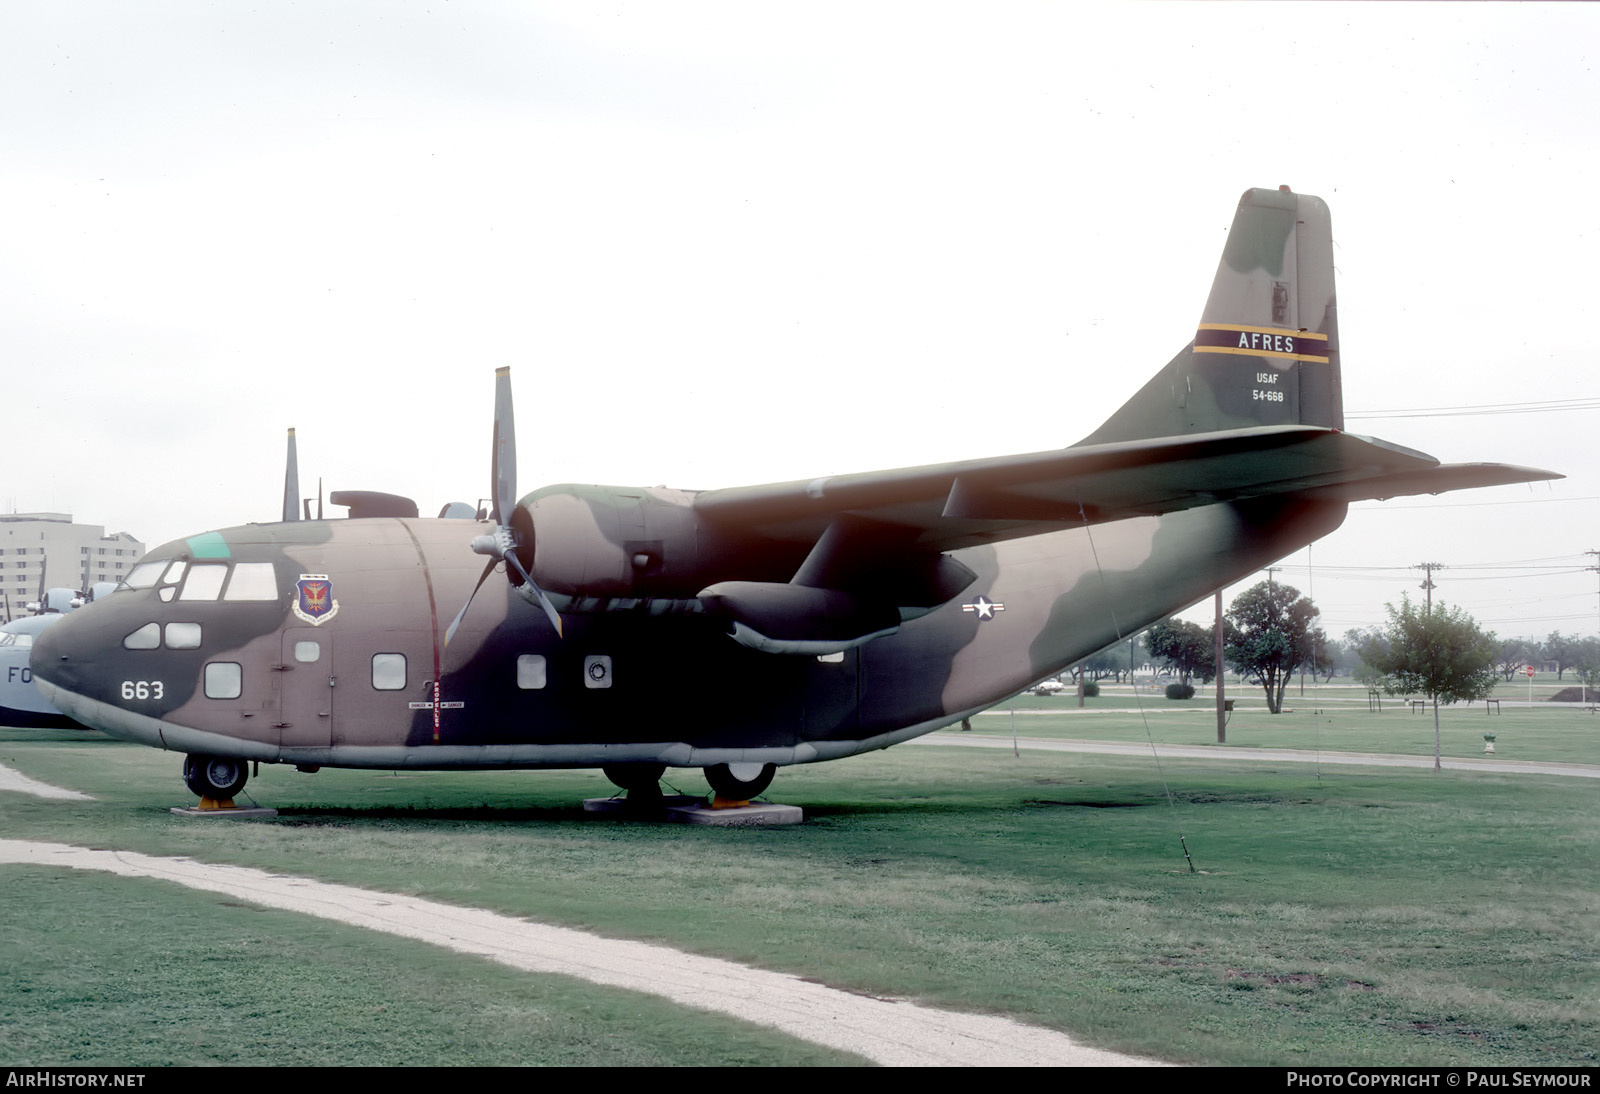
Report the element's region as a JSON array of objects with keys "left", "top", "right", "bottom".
[{"left": 4, "top": 2, "right": 1596, "bottom": 643}]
